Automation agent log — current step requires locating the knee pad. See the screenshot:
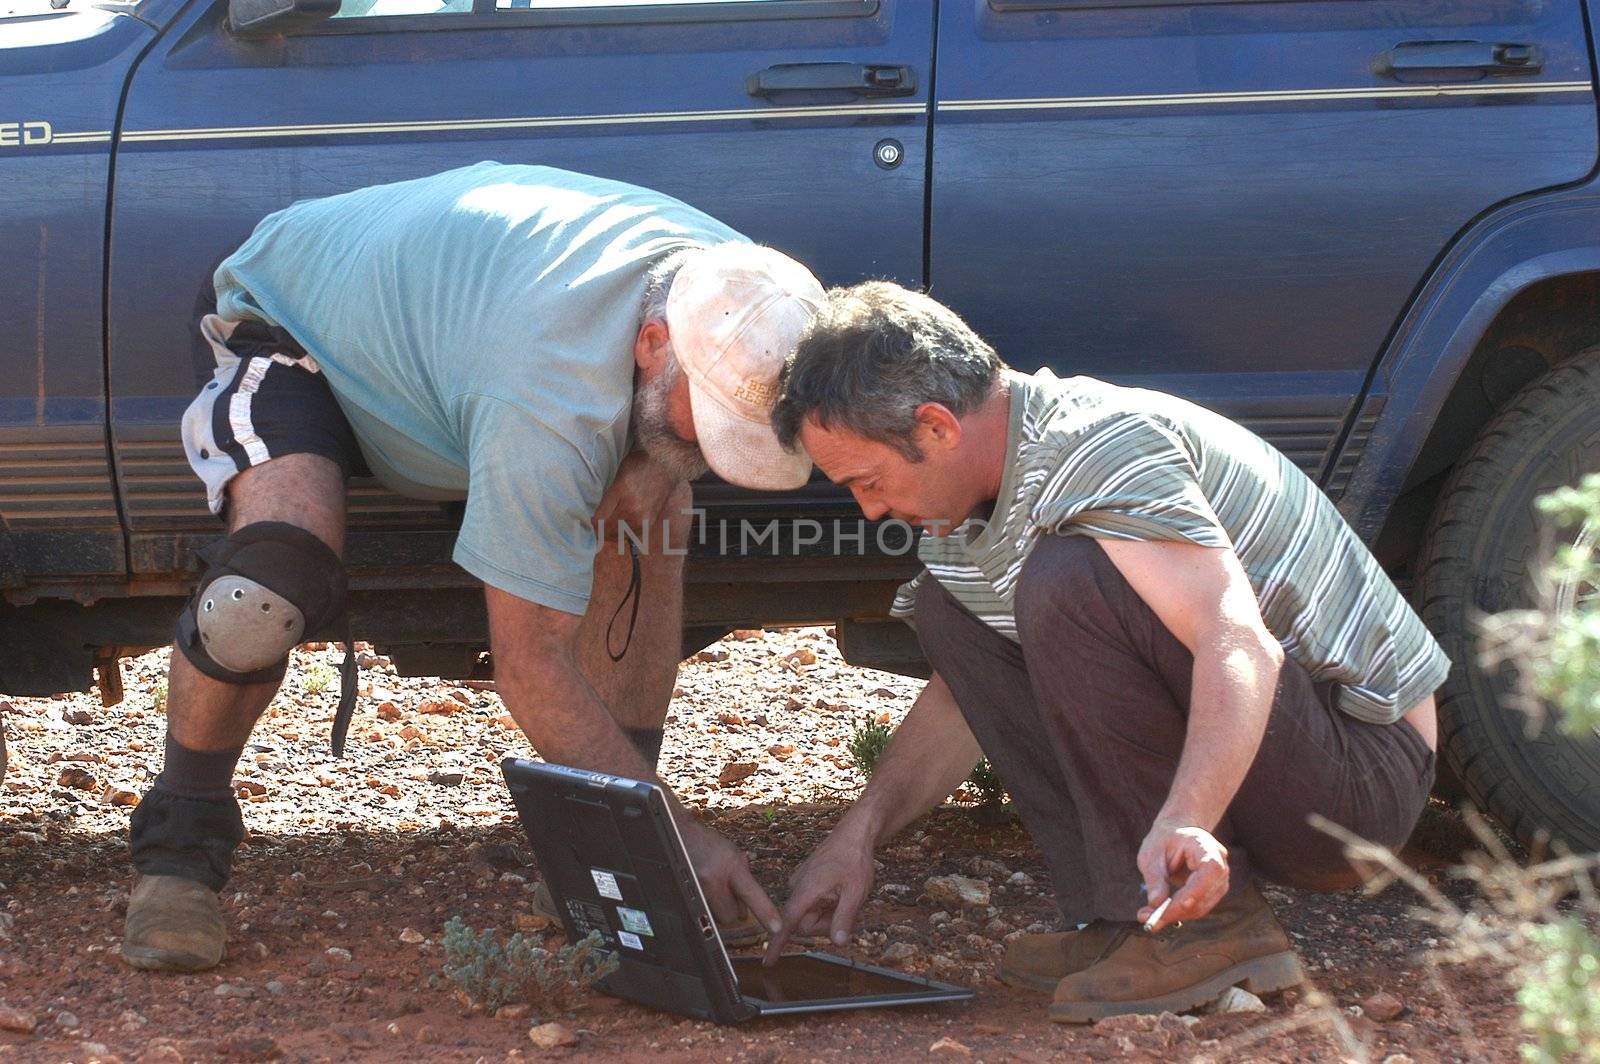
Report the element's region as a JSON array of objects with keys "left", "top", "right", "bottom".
[{"left": 176, "top": 522, "right": 346, "bottom": 684}]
